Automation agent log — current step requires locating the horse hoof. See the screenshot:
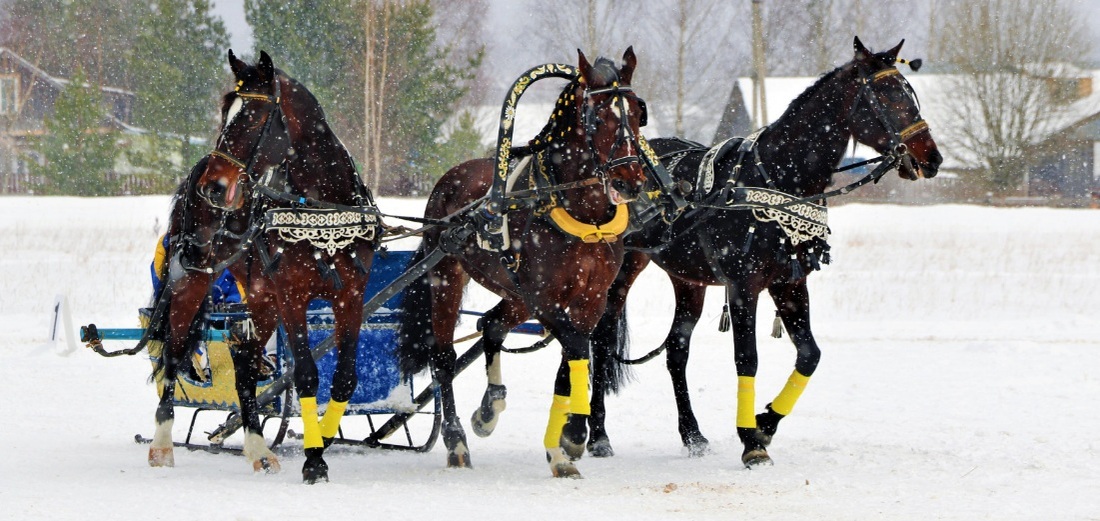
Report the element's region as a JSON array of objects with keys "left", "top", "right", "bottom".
[
  {"left": 685, "top": 437, "right": 711, "bottom": 458},
  {"left": 302, "top": 448, "right": 328, "bottom": 484},
  {"left": 447, "top": 451, "right": 473, "bottom": 469},
  {"left": 253, "top": 456, "right": 281, "bottom": 474},
  {"left": 742, "top": 449, "right": 773, "bottom": 468},
  {"left": 587, "top": 436, "right": 615, "bottom": 458},
  {"left": 560, "top": 415, "right": 588, "bottom": 461},
  {"left": 148, "top": 447, "right": 174, "bottom": 467},
  {"left": 470, "top": 407, "right": 500, "bottom": 438},
  {"left": 547, "top": 448, "right": 583, "bottom": 479}
]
